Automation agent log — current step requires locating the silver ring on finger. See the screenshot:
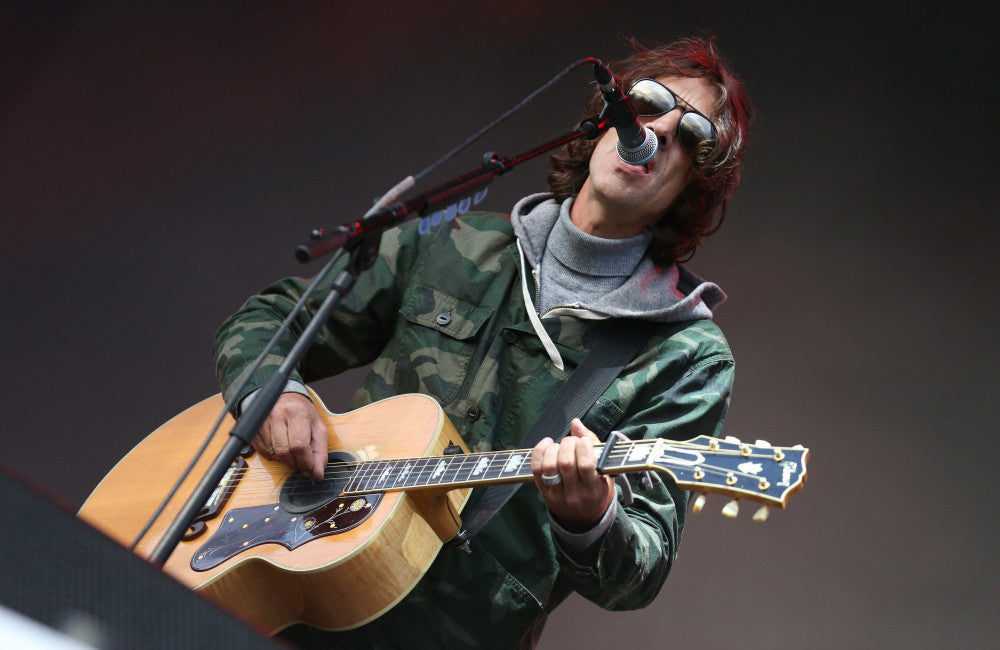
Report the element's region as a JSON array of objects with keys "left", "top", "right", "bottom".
[{"left": 541, "top": 473, "right": 562, "bottom": 487}]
